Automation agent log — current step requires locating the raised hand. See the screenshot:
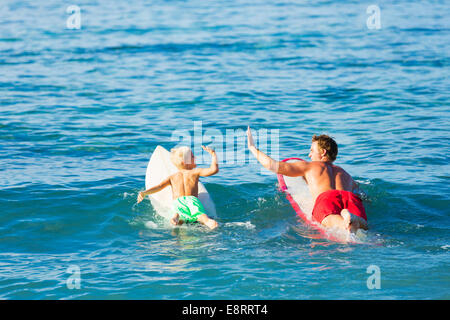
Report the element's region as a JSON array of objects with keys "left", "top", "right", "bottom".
[
  {"left": 202, "top": 145, "right": 215, "bottom": 155},
  {"left": 247, "top": 126, "right": 255, "bottom": 149}
]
